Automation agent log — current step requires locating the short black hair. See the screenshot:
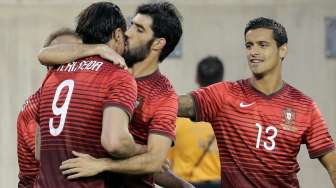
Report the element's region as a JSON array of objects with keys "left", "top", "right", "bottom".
[
  {"left": 43, "top": 28, "right": 79, "bottom": 47},
  {"left": 136, "top": 1, "right": 183, "bottom": 62},
  {"left": 76, "top": 2, "right": 126, "bottom": 44},
  {"left": 244, "top": 17, "right": 288, "bottom": 47},
  {"left": 197, "top": 56, "right": 224, "bottom": 87}
]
